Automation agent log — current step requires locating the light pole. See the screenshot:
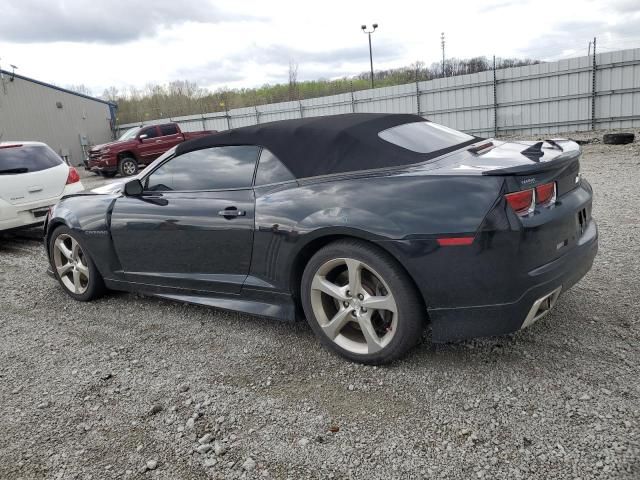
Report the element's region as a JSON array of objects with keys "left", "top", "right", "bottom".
[{"left": 361, "top": 23, "right": 378, "bottom": 89}]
